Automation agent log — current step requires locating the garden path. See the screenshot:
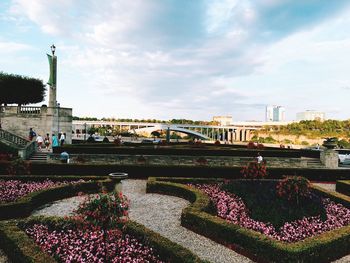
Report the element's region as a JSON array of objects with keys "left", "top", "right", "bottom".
[{"left": 27, "top": 179, "right": 350, "bottom": 263}]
